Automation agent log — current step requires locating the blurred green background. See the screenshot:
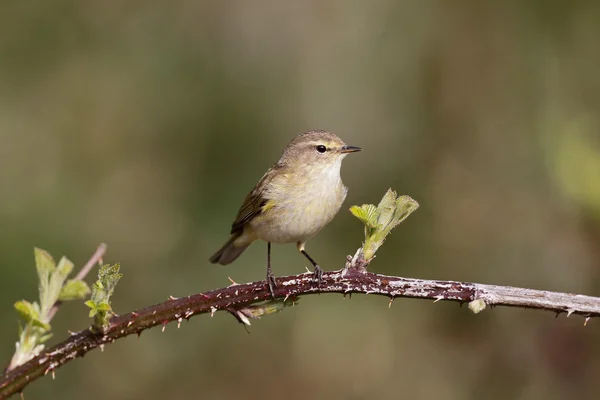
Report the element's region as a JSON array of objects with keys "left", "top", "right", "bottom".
[{"left": 2, "top": 1, "right": 600, "bottom": 399}]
